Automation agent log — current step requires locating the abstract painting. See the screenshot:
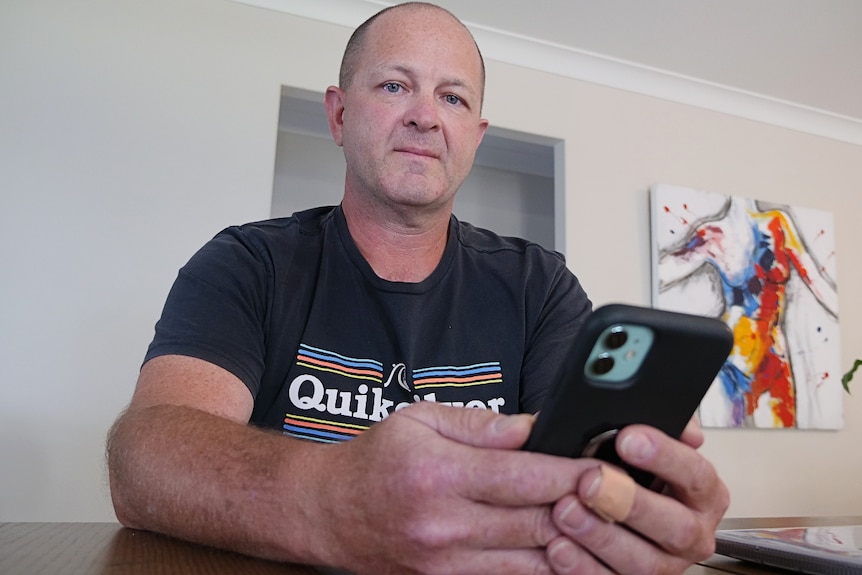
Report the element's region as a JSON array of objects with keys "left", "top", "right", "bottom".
[{"left": 650, "top": 184, "right": 842, "bottom": 429}]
